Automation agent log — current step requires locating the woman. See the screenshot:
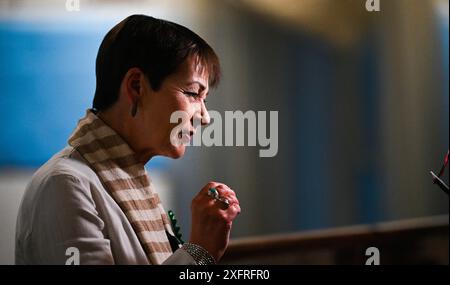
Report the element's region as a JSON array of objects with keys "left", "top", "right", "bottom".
[{"left": 15, "top": 14, "right": 240, "bottom": 265}]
